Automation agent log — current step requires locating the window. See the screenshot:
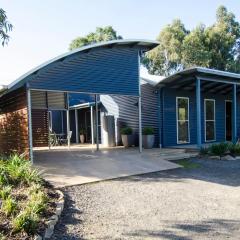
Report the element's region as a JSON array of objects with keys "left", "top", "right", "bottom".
[
  {"left": 204, "top": 99, "right": 215, "bottom": 142},
  {"left": 176, "top": 97, "right": 190, "bottom": 144}
]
